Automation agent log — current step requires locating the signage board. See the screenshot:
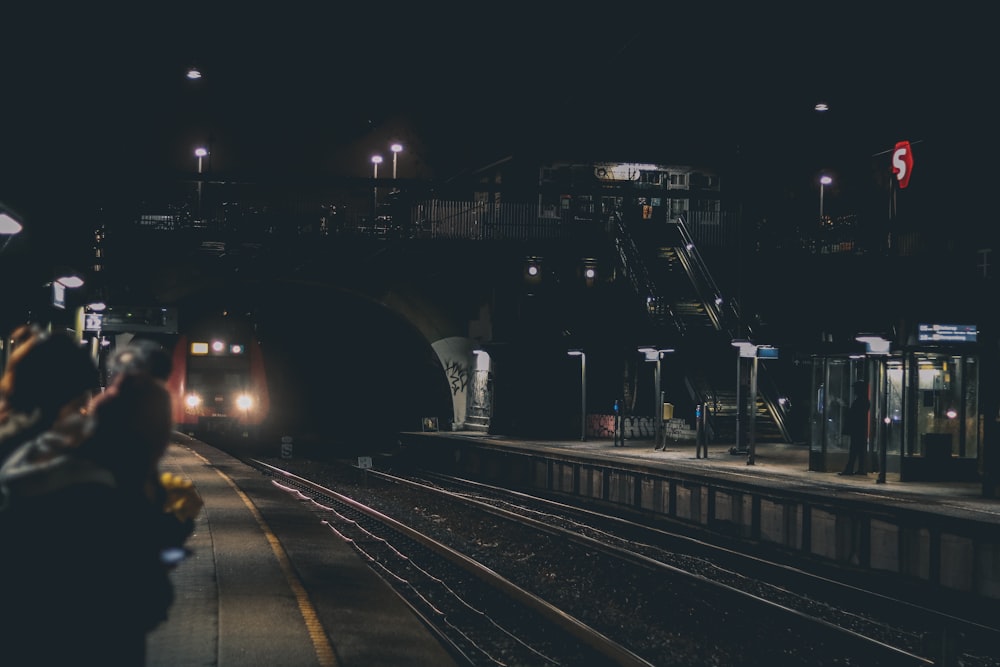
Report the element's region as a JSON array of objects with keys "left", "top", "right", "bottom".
[
  {"left": 917, "top": 324, "right": 977, "bottom": 343},
  {"left": 892, "top": 140, "right": 914, "bottom": 189},
  {"left": 52, "top": 282, "right": 66, "bottom": 310},
  {"left": 84, "top": 313, "right": 103, "bottom": 332}
]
